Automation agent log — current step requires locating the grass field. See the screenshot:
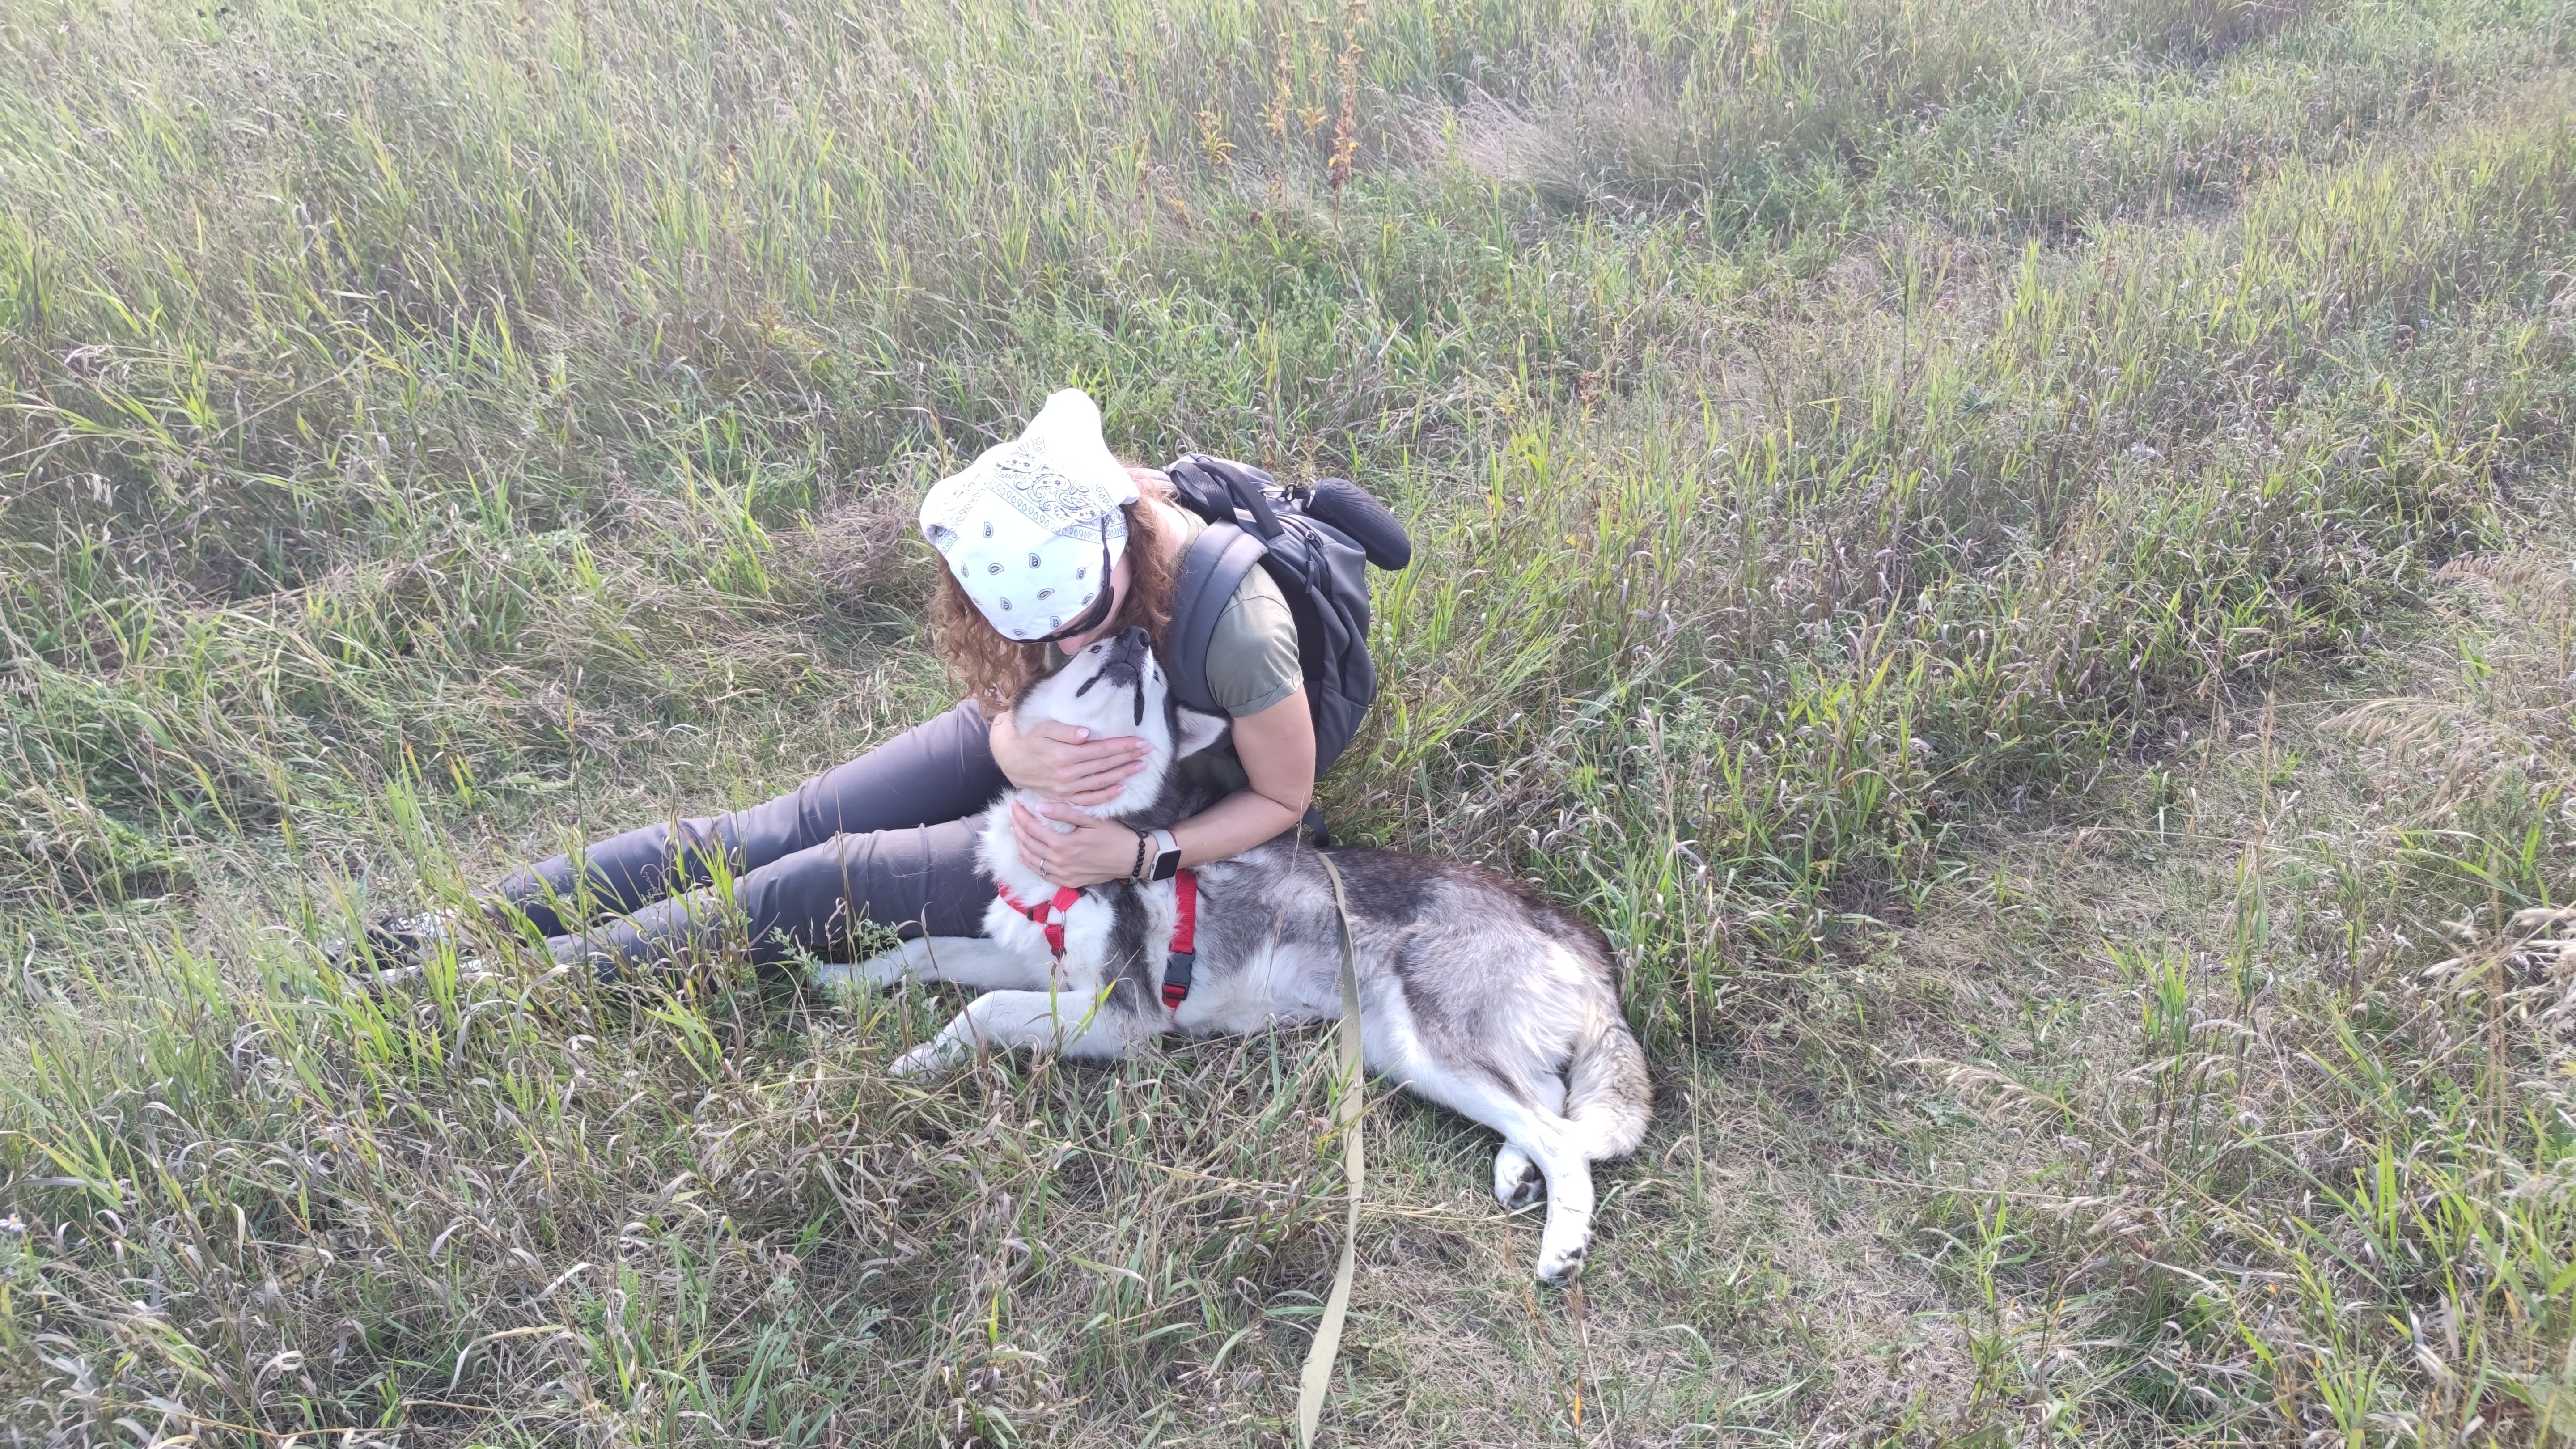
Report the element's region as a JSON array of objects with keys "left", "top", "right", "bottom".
[{"left": 7, "top": 0, "right": 2576, "bottom": 1441}]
